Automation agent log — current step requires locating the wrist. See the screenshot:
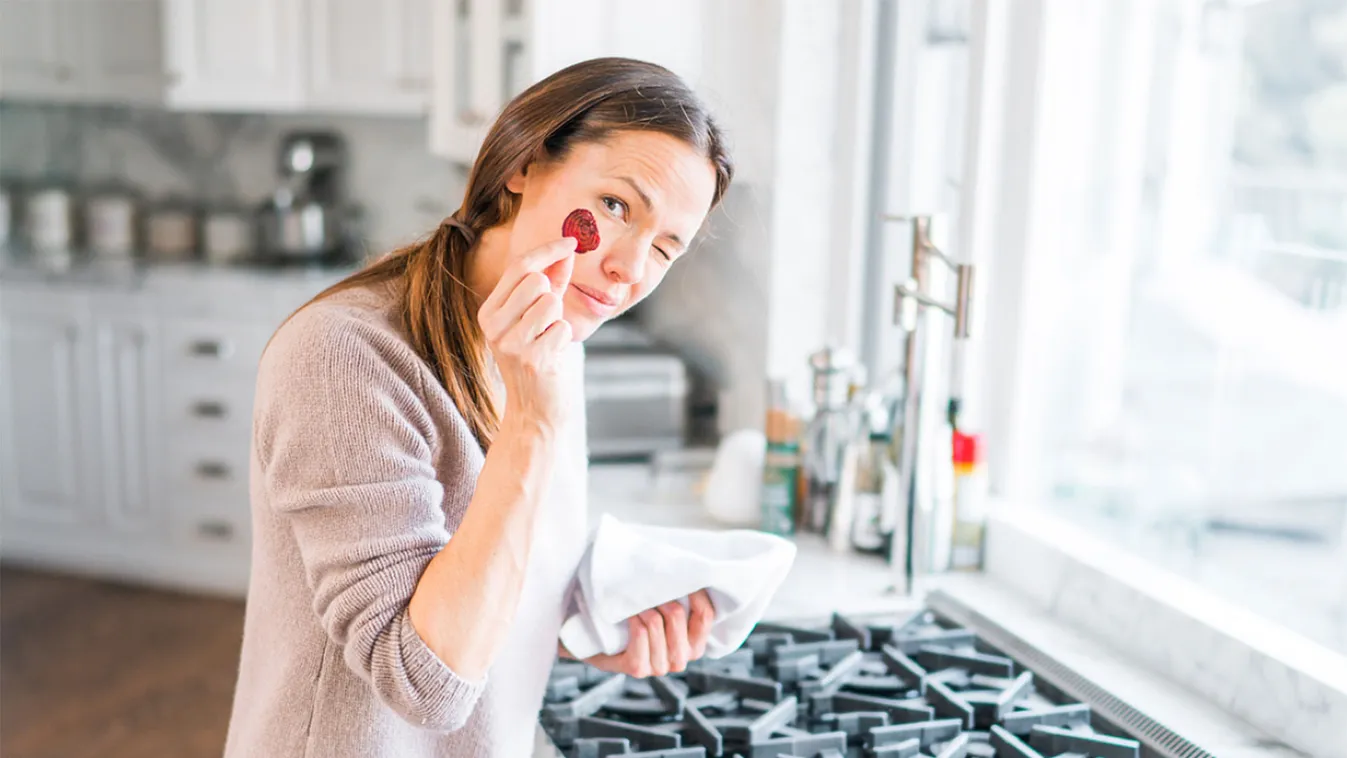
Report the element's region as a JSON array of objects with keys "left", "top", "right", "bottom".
[{"left": 500, "top": 410, "right": 561, "bottom": 442}]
